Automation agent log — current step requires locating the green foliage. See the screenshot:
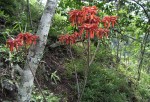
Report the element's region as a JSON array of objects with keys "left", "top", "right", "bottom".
[
  {"left": 82, "top": 74, "right": 128, "bottom": 102},
  {"left": 65, "top": 58, "right": 85, "bottom": 77},
  {"left": 51, "top": 71, "right": 60, "bottom": 84},
  {"left": 0, "top": 0, "right": 44, "bottom": 35},
  {"left": 32, "top": 89, "right": 60, "bottom": 102},
  {"left": 0, "top": 0, "right": 150, "bottom": 101},
  {"left": 0, "top": 0, "right": 21, "bottom": 15},
  {"left": 0, "top": 10, "right": 9, "bottom": 19},
  {"left": 50, "top": 13, "right": 69, "bottom": 37},
  {"left": 137, "top": 72, "right": 150, "bottom": 100},
  {"left": 29, "top": 2, "right": 44, "bottom": 31},
  {"left": 64, "top": 41, "right": 150, "bottom": 101},
  {"left": 0, "top": 44, "right": 9, "bottom": 62}
]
